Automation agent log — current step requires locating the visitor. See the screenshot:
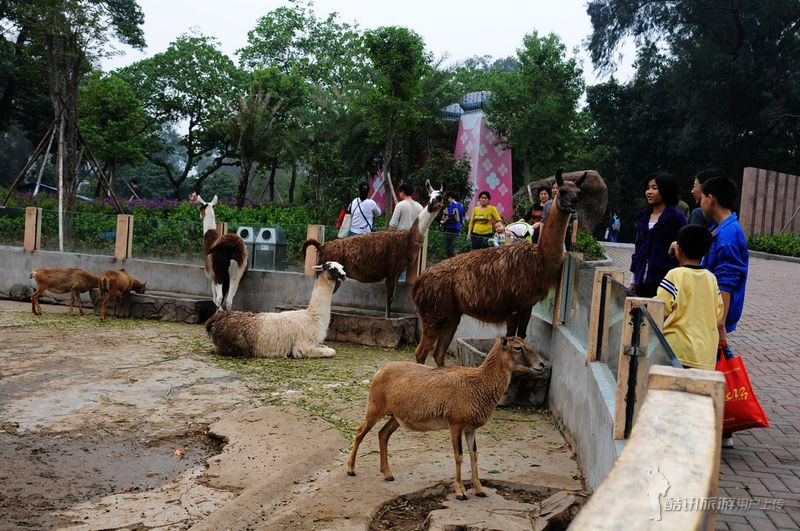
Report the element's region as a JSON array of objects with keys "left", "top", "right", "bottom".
[
  {"left": 689, "top": 168, "right": 717, "bottom": 228},
  {"left": 540, "top": 180, "right": 578, "bottom": 251},
  {"left": 440, "top": 191, "right": 464, "bottom": 257},
  {"left": 526, "top": 186, "right": 550, "bottom": 242},
  {"left": 467, "top": 191, "right": 500, "bottom": 250},
  {"left": 656, "top": 224, "right": 723, "bottom": 370},
  {"left": 389, "top": 182, "right": 422, "bottom": 231},
  {"left": 629, "top": 172, "right": 687, "bottom": 297},
  {"left": 348, "top": 182, "right": 381, "bottom": 236},
  {"left": 491, "top": 219, "right": 508, "bottom": 246},
  {"left": 606, "top": 212, "right": 621, "bottom": 242}
]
